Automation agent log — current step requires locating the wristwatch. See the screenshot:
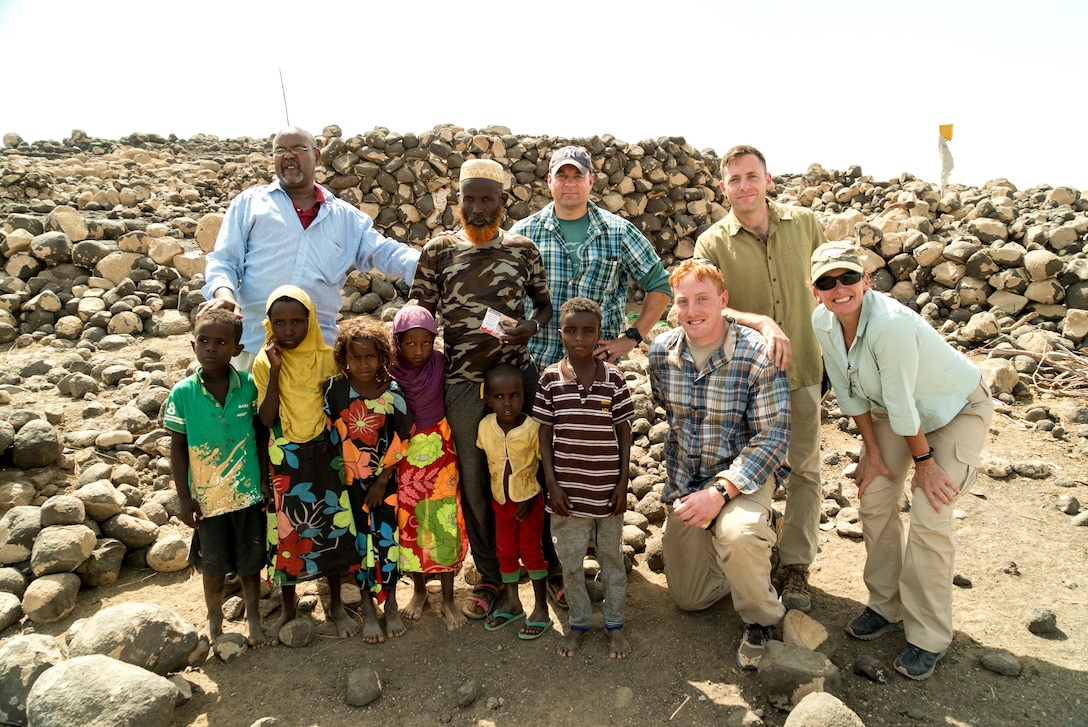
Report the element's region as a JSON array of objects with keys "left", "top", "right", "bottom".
[
  {"left": 712, "top": 479, "right": 732, "bottom": 506},
  {"left": 623, "top": 326, "right": 643, "bottom": 344}
]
